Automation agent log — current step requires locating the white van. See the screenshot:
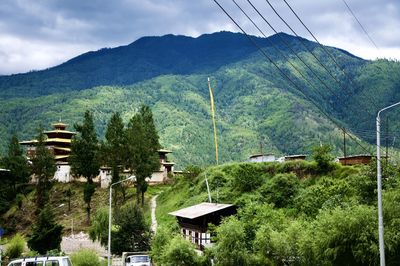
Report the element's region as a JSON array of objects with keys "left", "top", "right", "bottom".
[{"left": 7, "top": 256, "right": 72, "bottom": 266}]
